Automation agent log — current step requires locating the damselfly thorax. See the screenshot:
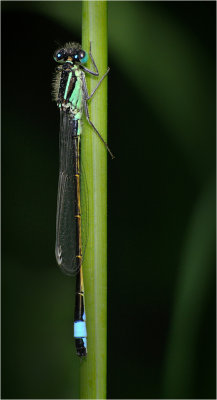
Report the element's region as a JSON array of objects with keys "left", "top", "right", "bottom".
[{"left": 57, "top": 63, "right": 84, "bottom": 115}]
